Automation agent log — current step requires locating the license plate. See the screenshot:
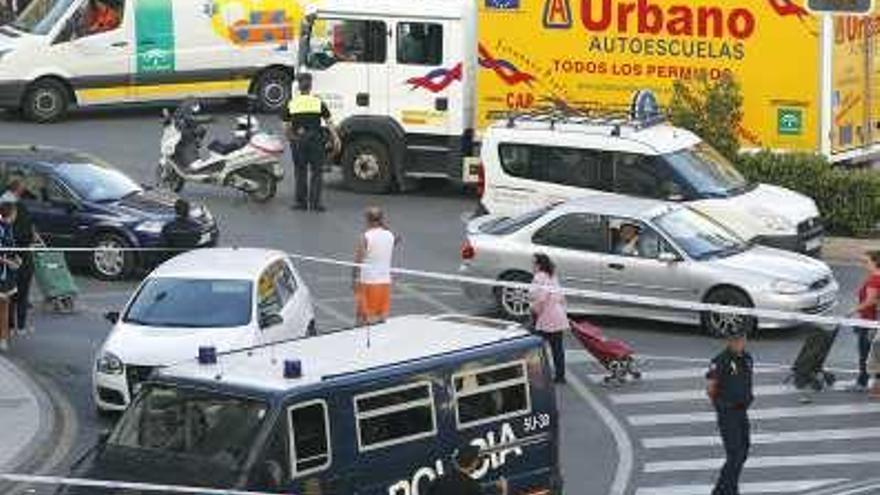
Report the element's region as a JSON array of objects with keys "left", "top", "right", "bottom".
[
  {"left": 805, "top": 237, "right": 822, "bottom": 252},
  {"left": 199, "top": 232, "right": 213, "bottom": 245}
]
